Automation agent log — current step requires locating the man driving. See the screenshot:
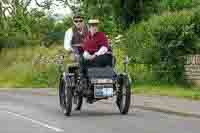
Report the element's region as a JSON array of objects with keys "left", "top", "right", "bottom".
[{"left": 64, "top": 12, "right": 88, "bottom": 61}]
